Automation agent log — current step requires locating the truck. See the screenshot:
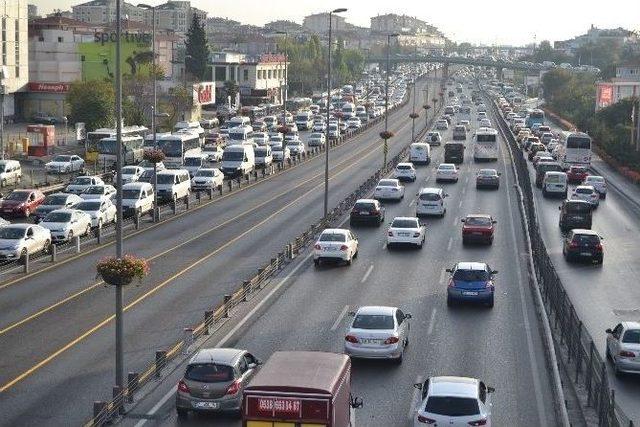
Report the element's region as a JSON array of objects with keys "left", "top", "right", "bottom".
[{"left": 242, "top": 351, "right": 362, "bottom": 427}]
